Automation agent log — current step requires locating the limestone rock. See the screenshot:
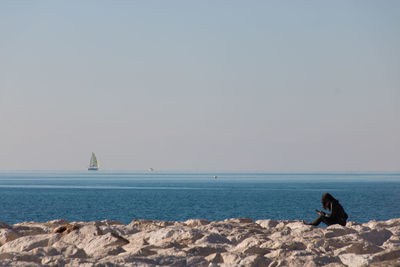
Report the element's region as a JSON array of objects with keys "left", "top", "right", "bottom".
[
  {"left": 221, "top": 252, "right": 241, "bottom": 265},
  {"left": 239, "top": 254, "right": 269, "bottom": 267},
  {"left": 186, "top": 245, "right": 227, "bottom": 256},
  {"left": 195, "top": 232, "right": 231, "bottom": 245},
  {"left": 0, "top": 229, "right": 20, "bottom": 245},
  {"left": 369, "top": 248, "right": 400, "bottom": 263},
  {"left": 359, "top": 228, "right": 393, "bottom": 246},
  {"left": 205, "top": 252, "right": 224, "bottom": 263},
  {"left": 0, "top": 234, "right": 49, "bottom": 253},
  {"left": 334, "top": 242, "right": 383, "bottom": 255},
  {"left": 1, "top": 218, "right": 399, "bottom": 266},
  {"left": 256, "top": 219, "right": 280, "bottom": 229},
  {"left": 224, "top": 217, "right": 254, "bottom": 224},
  {"left": 184, "top": 219, "right": 210, "bottom": 227},
  {"left": 324, "top": 224, "right": 357, "bottom": 238},
  {"left": 339, "top": 253, "right": 370, "bottom": 267},
  {"left": 147, "top": 227, "right": 203, "bottom": 246}
]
